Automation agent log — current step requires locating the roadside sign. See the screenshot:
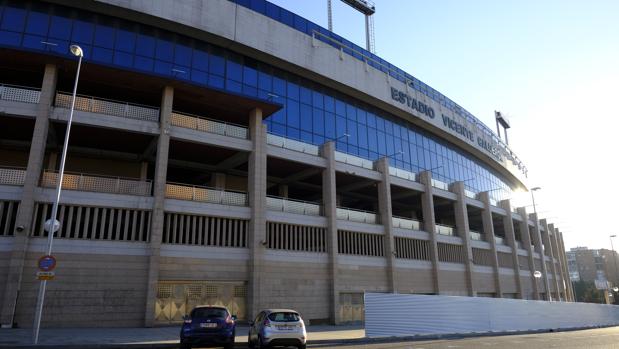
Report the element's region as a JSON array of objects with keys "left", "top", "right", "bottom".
[
  {"left": 36, "top": 271, "right": 55, "bottom": 281},
  {"left": 38, "top": 255, "right": 56, "bottom": 272}
]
